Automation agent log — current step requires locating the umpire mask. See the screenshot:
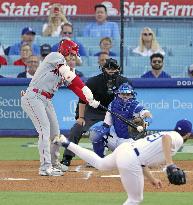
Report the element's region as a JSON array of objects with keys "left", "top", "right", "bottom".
[{"left": 102, "top": 58, "right": 121, "bottom": 94}]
